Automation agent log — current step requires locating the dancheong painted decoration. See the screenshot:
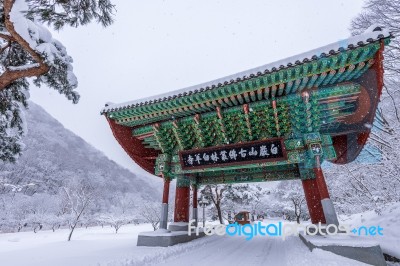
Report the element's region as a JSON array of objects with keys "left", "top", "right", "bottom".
[
  {"left": 102, "top": 27, "right": 392, "bottom": 229},
  {"left": 179, "top": 138, "right": 286, "bottom": 170}
]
